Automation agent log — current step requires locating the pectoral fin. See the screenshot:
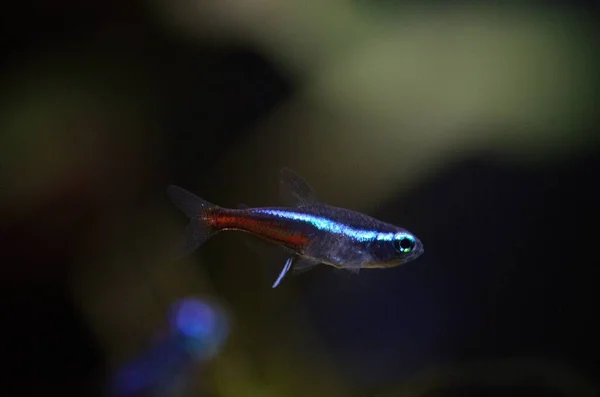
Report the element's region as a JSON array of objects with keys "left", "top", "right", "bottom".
[
  {"left": 272, "top": 257, "right": 322, "bottom": 288},
  {"left": 272, "top": 257, "right": 294, "bottom": 288}
]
